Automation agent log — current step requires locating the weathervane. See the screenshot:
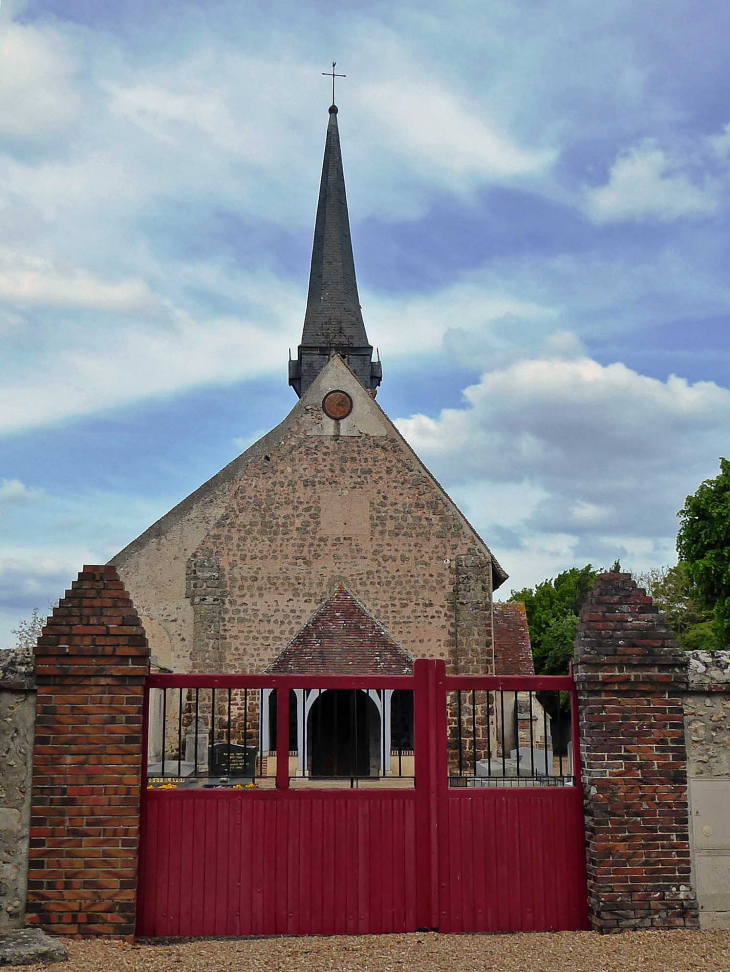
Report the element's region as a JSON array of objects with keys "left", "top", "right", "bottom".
[{"left": 322, "top": 61, "right": 346, "bottom": 106}]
